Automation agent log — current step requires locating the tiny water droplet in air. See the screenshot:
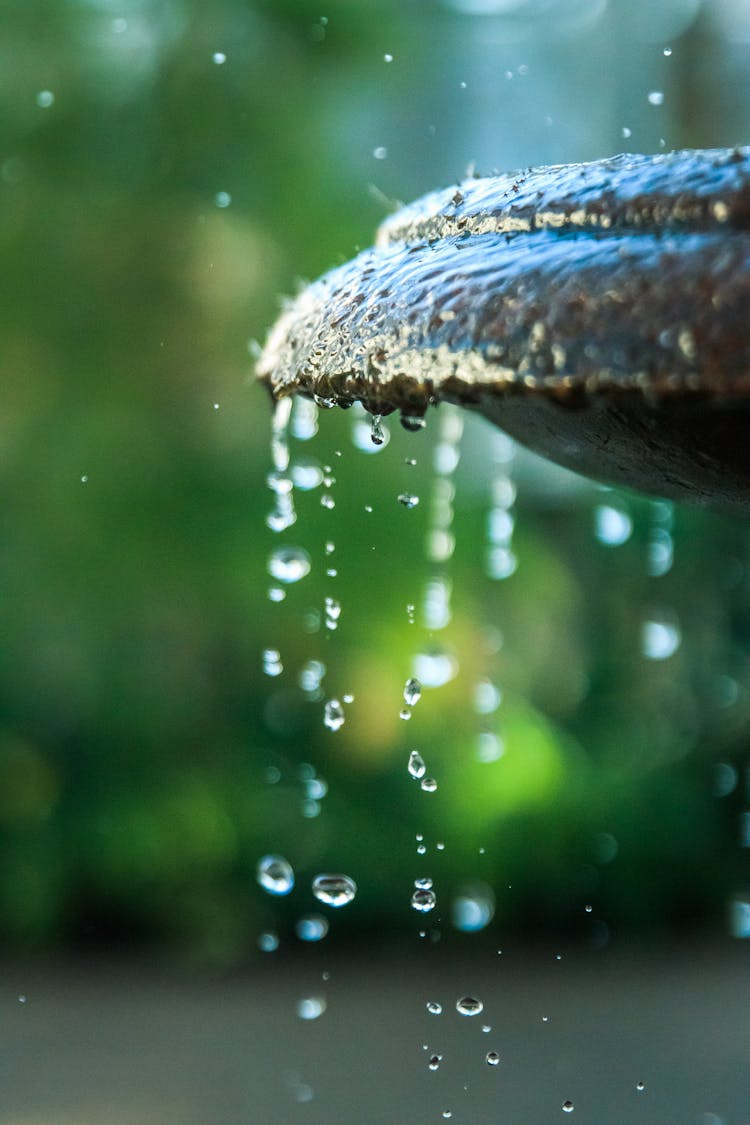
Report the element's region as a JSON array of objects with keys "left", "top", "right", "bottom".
[
  {"left": 320, "top": 493, "right": 335, "bottom": 510},
  {"left": 268, "top": 586, "right": 285, "bottom": 603},
  {"left": 426, "top": 1001, "right": 442, "bottom": 1015},
  {"left": 584, "top": 904, "right": 593, "bottom": 913},
  {"left": 594, "top": 504, "right": 632, "bottom": 546},
  {"left": 257, "top": 931, "right": 279, "bottom": 952},
  {"left": 442, "top": 1113, "right": 452, "bottom": 1120},
  {"left": 36, "top": 90, "right": 55, "bottom": 108},
  {"left": 486, "top": 1051, "right": 500, "bottom": 1066},
  {"left": 312, "top": 873, "right": 357, "bottom": 907},
  {"left": 408, "top": 750, "right": 426, "bottom": 779},
  {"left": 399, "top": 708, "right": 411, "bottom": 721},
  {"left": 421, "top": 777, "right": 438, "bottom": 793},
  {"left": 406, "top": 603, "right": 416, "bottom": 624},
  {"left": 214, "top": 190, "right": 232, "bottom": 208},
  {"left": 411, "top": 888, "right": 437, "bottom": 912},
  {"left": 648, "top": 90, "right": 664, "bottom": 106},
  {"left": 324, "top": 597, "right": 341, "bottom": 630},
  {"left": 325, "top": 540, "right": 335, "bottom": 555},
  {"left": 663, "top": 46, "right": 672, "bottom": 56},
  {"left": 542, "top": 1015, "right": 549, "bottom": 1023},
  {"left": 404, "top": 677, "right": 422, "bottom": 706},
  {"left": 80, "top": 474, "right": 88, "bottom": 483},
  {"left": 428, "top": 1054, "right": 442, "bottom": 1071},
  {"left": 436, "top": 841, "right": 445, "bottom": 851},
  {"left": 297, "top": 996, "right": 326, "bottom": 1020},
  {"left": 622, "top": 126, "right": 632, "bottom": 138},
  {"left": 323, "top": 698, "right": 345, "bottom": 731},
  {"left": 460, "top": 80, "right": 467, "bottom": 88},
  {"left": 213, "top": 402, "right": 220, "bottom": 410},
  {"left": 482, "top": 1024, "right": 491, "bottom": 1033},
  {"left": 383, "top": 52, "right": 393, "bottom": 62},
  {"left": 364, "top": 504, "right": 373, "bottom": 513},
  {"left": 456, "top": 996, "right": 483, "bottom": 1016},
  {"left": 213, "top": 51, "right": 226, "bottom": 64},
  {"left": 17, "top": 994, "right": 27, "bottom": 1004},
  {"left": 262, "top": 648, "right": 283, "bottom": 677},
  {"left": 257, "top": 854, "right": 294, "bottom": 896},
  {"left": 268, "top": 546, "right": 311, "bottom": 584},
  {"left": 373, "top": 145, "right": 388, "bottom": 160},
  {"left": 641, "top": 617, "right": 681, "bottom": 660},
  {"left": 415, "top": 877, "right": 433, "bottom": 890},
  {"left": 417, "top": 843, "right": 426, "bottom": 855},
  {"left": 295, "top": 914, "right": 329, "bottom": 942},
  {"left": 562, "top": 1100, "right": 575, "bottom": 1113},
  {"left": 398, "top": 492, "right": 420, "bottom": 509},
  {"left": 401, "top": 413, "right": 427, "bottom": 432},
  {"left": 636, "top": 1081, "right": 645, "bottom": 1092}
]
